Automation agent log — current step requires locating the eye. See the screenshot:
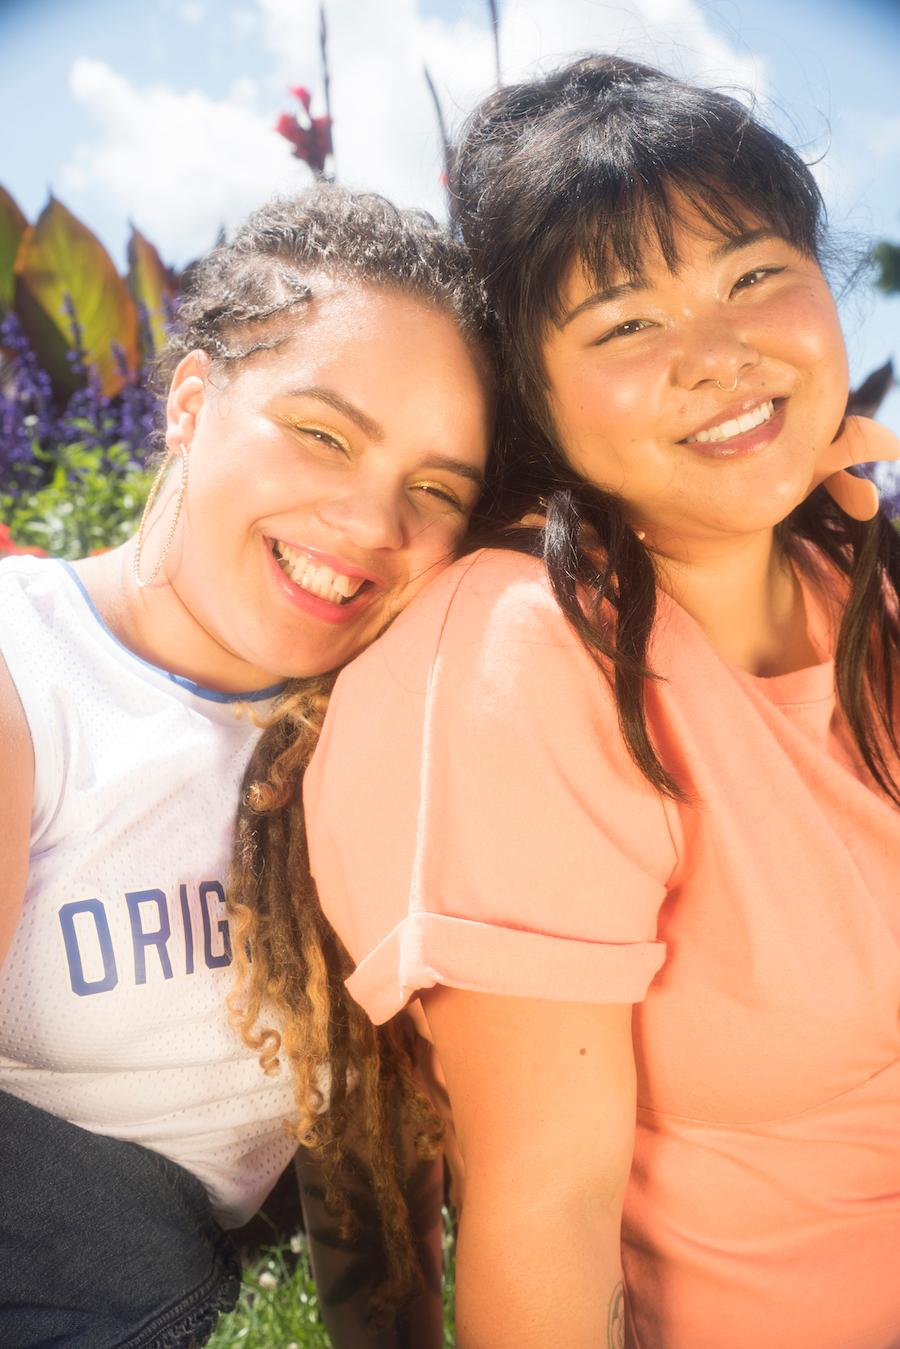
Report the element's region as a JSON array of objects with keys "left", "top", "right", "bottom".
[
  {"left": 305, "top": 428, "right": 342, "bottom": 448},
  {"left": 593, "top": 318, "right": 653, "bottom": 346},
  {"left": 730, "top": 265, "right": 785, "bottom": 296},
  {"left": 411, "top": 480, "right": 466, "bottom": 512},
  {"left": 282, "top": 420, "right": 350, "bottom": 454}
]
